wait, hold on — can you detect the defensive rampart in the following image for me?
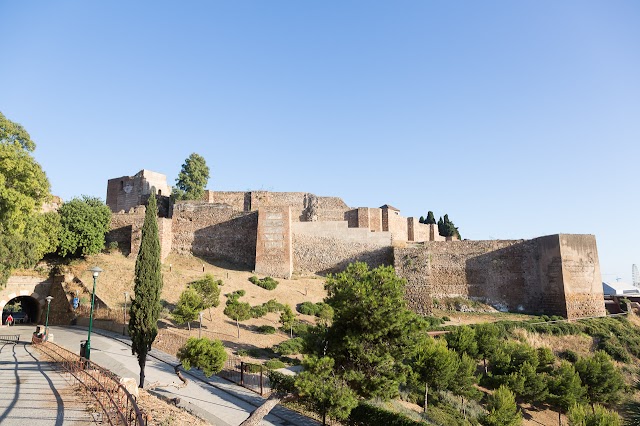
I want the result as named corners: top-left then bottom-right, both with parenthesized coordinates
top-left (394, 234), bottom-right (605, 318)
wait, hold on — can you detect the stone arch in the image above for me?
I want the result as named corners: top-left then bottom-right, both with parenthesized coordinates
top-left (1, 293), bottom-right (42, 324)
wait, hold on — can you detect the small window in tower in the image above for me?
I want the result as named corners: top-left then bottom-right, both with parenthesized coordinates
top-left (158, 189), bottom-right (162, 196)
top-left (120, 181), bottom-right (124, 190)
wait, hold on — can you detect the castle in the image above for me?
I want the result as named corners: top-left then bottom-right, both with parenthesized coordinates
top-left (106, 170), bottom-right (606, 320)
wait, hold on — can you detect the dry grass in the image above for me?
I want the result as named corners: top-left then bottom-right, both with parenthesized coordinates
top-left (64, 252), bottom-right (327, 359)
top-left (510, 327), bottom-right (594, 358)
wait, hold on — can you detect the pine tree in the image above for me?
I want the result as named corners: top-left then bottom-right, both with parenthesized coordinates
top-left (128, 194), bottom-right (163, 388)
top-left (483, 385), bottom-right (522, 426)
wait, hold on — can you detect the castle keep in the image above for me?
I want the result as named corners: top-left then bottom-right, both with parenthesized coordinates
top-left (106, 170), bottom-right (605, 319)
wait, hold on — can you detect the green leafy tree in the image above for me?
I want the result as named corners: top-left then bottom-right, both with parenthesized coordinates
top-left (280, 304), bottom-right (296, 337)
top-left (414, 338), bottom-right (458, 412)
top-left (575, 351), bottom-right (624, 405)
top-left (57, 196), bottom-right (111, 257)
top-left (445, 325), bottom-right (478, 359)
top-left (295, 356), bottom-right (358, 425)
top-left (224, 300), bottom-right (252, 338)
top-left (172, 288), bottom-right (204, 330)
top-left (425, 211), bottom-right (436, 225)
top-left (190, 274), bottom-right (221, 320)
top-left (549, 361), bottom-right (586, 412)
top-left (419, 216), bottom-right (425, 224)
top-left (0, 112), bottom-right (54, 285)
top-left (325, 262), bottom-right (422, 399)
top-left (451, 352), bottom-right (480, 400)
top-left (482, 385), bottom-right (522, 426)
top-left (177, 337), bottom-right (227, 377)
top-left (129, 194), bottom-right (163, 388)
top-left (174, 153), bottom-right (210, 200)
top-left (475, 323), bottom-right (501, 372)
top-left (568, 403), bottom-right (621, 426)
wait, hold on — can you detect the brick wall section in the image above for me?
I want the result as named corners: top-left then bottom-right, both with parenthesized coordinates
top-left (158, 218), bottom-right (172, 261)
top-left (387, 211), bottom-right (409, 242)
top-left (292, 221), bottom-right (392, 275)
top-left (106, 210), bottom-right (145, 255)
top-left (106, 170), bottom-right (171, 213)
top-left (559, 234), bottom-right (607, 319)
top-left (204, 191), bottom-right (248, 211)
top-left (394, 235), bottom-right (605, 318)
top-left (255, 206), bottom-right (293, 278)
top-left (172, 201), bottom-right (258, 268)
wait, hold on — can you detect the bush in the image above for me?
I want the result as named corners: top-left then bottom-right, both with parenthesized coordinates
top-left (298, 301), bottom-right (318, 315)
top-left (347, 403), bottom-right (424, 426)
top-left (264, 358), bottom-right (286, 370)
top-left (560, 349), bottom-right (579, 363)
top-left (236, 349), bottom-right (248, 357)
top-left (273, 337), bottom-right (305, 355)
top-left (247, 348), bottom-right (266, 358)
top-left (256, 325), bottom-right (277, 334)
top-left (249, 275), bottom-right (279, 290)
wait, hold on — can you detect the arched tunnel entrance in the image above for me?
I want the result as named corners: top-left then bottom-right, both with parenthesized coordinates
top-left (2, 296), bottom-right (41, 325)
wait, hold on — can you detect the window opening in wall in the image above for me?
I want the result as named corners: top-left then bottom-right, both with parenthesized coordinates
top-left (158, 189), bottom-right (162, 196)
top-left (120, 181), bottom-right (124, 190)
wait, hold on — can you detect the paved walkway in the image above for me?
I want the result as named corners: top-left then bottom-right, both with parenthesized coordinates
top-left (0, 336), bottom-right (95, 425)
top-left (39, 325), bottom-right (319, 426)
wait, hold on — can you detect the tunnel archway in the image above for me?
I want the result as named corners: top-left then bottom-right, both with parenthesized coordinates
top-left (2, 295), bottom-right (41, 325)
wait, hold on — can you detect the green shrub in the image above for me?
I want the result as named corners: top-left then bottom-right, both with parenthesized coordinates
top-left (273, 337), bottom-right (305, 355)
top-left (256, 325), bottom-right (277, 334)
top-left (264, 358), bottom-right (286, 370)
top-left (279, 356), bottom-right (302, 366)
top-left (297, 301), bottom-right (318, 315)
top-left (247, 348), bottom-right (266, 358)
top-left (560, 349), bottom-right (579, 363)
top-left (236, 349), bottom-right (249, 357)
top-left (347, 403), bottom-right (424, 426)
top-left (249, 275), bottom-right (279, 290)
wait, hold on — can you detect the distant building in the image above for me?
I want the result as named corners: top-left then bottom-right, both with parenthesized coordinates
top-left (602, 281), bottom-right (640, 296)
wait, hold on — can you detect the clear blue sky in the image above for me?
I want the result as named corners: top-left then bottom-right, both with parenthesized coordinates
top-left (1, 1), bottom-right (638, 282)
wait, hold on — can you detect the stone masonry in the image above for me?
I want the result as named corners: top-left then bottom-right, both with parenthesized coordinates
top-left (105, 170), bottom-right (607, 319)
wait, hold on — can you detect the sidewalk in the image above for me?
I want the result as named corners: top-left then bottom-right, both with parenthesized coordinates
top-left (60, 325), bottom-right (320, 426)
top-left (0, 338), bottom-right (95, 425)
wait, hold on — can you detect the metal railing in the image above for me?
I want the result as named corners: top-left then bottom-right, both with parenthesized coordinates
top-left (32, 338), bottom-right (145, 425)
top-left (219, 355), bottom-right (271, 396)
top-left (0, 335), bottom-right (20, 342)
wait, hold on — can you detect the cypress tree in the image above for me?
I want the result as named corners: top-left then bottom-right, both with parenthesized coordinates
top-left (426, 211), bottom-right (436, 225)
top-left (129, 193), bottom-right (163, 388)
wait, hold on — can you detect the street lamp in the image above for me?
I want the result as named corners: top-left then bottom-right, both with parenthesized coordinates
top-left (123, 292), bottom-right (128, 336)
top-left (45, 295), bottom-right (53, 337)
top-left (85, 266), bottom-right (102, 360)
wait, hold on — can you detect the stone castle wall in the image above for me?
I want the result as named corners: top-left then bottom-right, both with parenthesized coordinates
top-left (292, 221), bottom-right (393, 275)
top-left (107, 170), bottom-right (171, 213)
top-left (171, 201), bottom-right (258, 268)
top-left (255, 206), bottom-right (293, 278)
top-left (394, 235), bottom-right (604, 318)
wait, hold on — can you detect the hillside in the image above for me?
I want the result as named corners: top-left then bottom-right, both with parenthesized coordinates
top-left (63, 251), bottom-right (328, 356)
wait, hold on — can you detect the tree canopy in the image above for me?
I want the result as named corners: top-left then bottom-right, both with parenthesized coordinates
top-left (174, 153), bottom-right (210, 200)
top-left (172, 288), bottom-right (203, 330)
top-left (57, 196), bottom-right (111, 257)
top-left (324, 262), bottom-right (423, 399)
top-left (177, 337), bottom-right (227, 377)
top-left (437, 214), bottom-right (461, 239)
top-left (0, 112), bottom-right (55, 285)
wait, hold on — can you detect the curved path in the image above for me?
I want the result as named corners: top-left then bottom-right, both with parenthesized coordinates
top-left (26, 325), bottom-right (318, 426)
top-left (0, 333), bottom-right (95, 425)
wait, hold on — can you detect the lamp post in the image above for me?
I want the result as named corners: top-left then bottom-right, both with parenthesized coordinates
top-left (85, 266), bottom-right (102, 360)
top-left (123, 292), bottom-right (128, 336)
top-left (45, 296), bottom-right (53, 337)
